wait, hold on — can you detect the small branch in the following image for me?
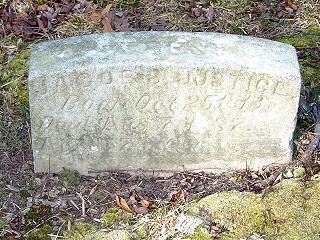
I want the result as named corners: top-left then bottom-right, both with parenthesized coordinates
top-left (302, 103), bottom-right (320, 160)
top-left (76, 192), bottom-right (86, 217)
top-left (51, 220), bottom-right (66, 240)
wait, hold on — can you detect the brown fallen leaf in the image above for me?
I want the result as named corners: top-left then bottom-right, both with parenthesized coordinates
top-left (102, 14), bottom-right (114, 32)
top-left (170, 189), bottom-right (187, 203)
top-left (127, 194), bottom-right (137, 205)
top-left (37, 4), bottom-right (49, 12)
top-left (101, 3), bottom-right (112, 16)
top-left (211, 225), bottom-right (222, 233)
top-left (138, 195), bottom-right (157, 209)
top-left (114, 15), bottom-right (133, 32)
top-left (89, 3), bottom-right (112, 24)
top-left (207, 6), bottom-right (214, 21)
top-left (148, 201), bottom-right (157, 209)
top-left (37, 16), bottom-right (48, 32)
top-left (115, 195), bottom-right (132, 213)
top-left (285, 0), bottom-right (297, 10)
top-left (132, 206), bottom-right (148, 215)
top-left (303, 194), bottom-right (311, 200)
top-left (77, 0), bottom-right (93, 9)
top-left (141, 199), bottom-right (150, 207)
top-left (192, 8), bottom-right (202, 17)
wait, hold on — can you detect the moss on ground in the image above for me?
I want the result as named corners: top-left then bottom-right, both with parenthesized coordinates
top-left (100, 207), bottom-right (132, 226)
top-left (273, 31), bottom-right (320, 88)
top-left (1, 48), bottom-right (30, 108)
top-left (189, 179), bottom-right (320, 239)
top-left (59, 168), bottom-right (82, 186)
top-left (27, 224), bottom-right (52, 240)
top-left (66, 221), bottom-right (131, 240)
top-left (189, 191), bottom-right (265, 238)
top-left (263, 179), bottom-right (320, 239)
top-left (81, 230), bottom-right (131, 240)
top-left (189, 225), bottom-right (212, 240)
top-left (274, 34), bottom-right (318, 49)
top-left (66, 221), bottom-right (98, 239)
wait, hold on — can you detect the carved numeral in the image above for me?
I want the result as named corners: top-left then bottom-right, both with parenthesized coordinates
top-left (136, 94), bottom-right (151, 110)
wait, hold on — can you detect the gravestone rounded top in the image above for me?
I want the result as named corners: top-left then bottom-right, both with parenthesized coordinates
top-left (29, 32), bottom-right (300, 78)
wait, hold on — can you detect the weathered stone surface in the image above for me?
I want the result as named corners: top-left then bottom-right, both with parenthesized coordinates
top-left (28, 32), bottom-right (301, 175)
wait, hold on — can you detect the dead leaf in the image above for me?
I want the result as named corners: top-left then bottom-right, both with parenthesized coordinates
top-left (101, 3), bottom-right (112, 16)
top-left (207, 6), bottom-right (214, 21)
top-left (151, 23), bottom-right (165, 31)
top-left (77, 0), bottom-right (93, 9)
top-left (141, 199), bottom-right (150, 208)
top-left (90, 3), bottom-right (113, 29)
top-left (102, 14), bottom-right (114, 32)
top-left (115, 195), bottom-right (132, 212)
top-left (114, 10), bottom-right (135, 32)
top-left (285, 0), bottom-right (297, 10)
top-left (170, 189), bottom-right (187, 203)
top-left (127, 194), bottom-right (137, 205)
top-left (37, 16), bottom-right (47, 32)
top-left (132, 206), bottom-right (148, 215)
top-left (192, 8), bottom-right (202, 17)
top-left (211, 225), bottom-right (222, 233)
top-left (148, 202), bottom-right (157, 209)
top-left (37, 4), bottom-right (49, 12)
top-left (303, 194), bottom-right (311, 200)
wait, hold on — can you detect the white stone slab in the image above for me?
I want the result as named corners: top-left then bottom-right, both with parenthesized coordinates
top-left (28, 32), bottom-right (301, 175)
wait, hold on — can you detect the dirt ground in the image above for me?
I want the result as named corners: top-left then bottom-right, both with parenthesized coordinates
top-left (0, 0), bottom-right (319, 239)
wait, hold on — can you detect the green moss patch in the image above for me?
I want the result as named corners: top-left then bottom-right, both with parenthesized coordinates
top-left (189, 179), bottom-right (320, 239)
top-left (264, 179), bottom-right (320, 239)
top-left (66, 221), bottom-right (98, 239)
top-left (101, 208), bottom-right (121, 226)
top-left (189, 191), bottom-right (265, 238)
top-left (27, 224), bottom-right (52, 240)
top-left (66, 221), bottom-right (131, 240)
top-left (1, 49), bottom-right (31, 108)
top-left (274, 34), bottom-right (318, 49)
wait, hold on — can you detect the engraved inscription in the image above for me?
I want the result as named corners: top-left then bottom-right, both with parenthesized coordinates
top-left (97, 70), bottom-right (113, 84)
top-left (76, 72), bottom-right (91, 87)
top-left (136, 94), bottom-right (151, 110)
top-left (30, 63), bottom-right (298, 173)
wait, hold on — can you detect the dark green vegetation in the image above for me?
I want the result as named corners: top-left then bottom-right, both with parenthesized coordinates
top-left (0, 0), bottom-right (319, 239)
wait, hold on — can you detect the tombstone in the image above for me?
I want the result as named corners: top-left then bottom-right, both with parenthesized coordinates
top-left (28, 32), bottom-right (301, 175)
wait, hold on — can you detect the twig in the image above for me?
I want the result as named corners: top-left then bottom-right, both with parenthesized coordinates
top-left (69, 200), bottom-right (79, 210)
top-left (51, 220), bottom-right (65, 240)
top-left (47, 234), bottom-right (67, 239)
top-left (302, 103), bottom-right (320, 160)
top-left (76, 192), bottom-right (86, 217)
